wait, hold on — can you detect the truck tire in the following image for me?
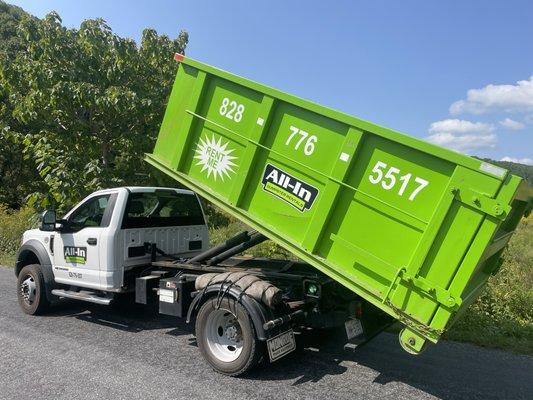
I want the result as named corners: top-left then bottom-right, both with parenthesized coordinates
top-left (195, 297), bottom-right (263, 376)
top-left (17, 264), bottom-right (50, 315)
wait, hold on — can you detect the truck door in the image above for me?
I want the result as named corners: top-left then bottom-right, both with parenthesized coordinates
top-left (53, 194), bottom-right (115, 288)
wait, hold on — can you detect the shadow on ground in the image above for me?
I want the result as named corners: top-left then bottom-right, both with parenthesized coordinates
top-left (46, 299), bottom-right (533, 400)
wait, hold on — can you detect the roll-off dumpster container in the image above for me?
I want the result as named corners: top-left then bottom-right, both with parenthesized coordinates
top-left (146, 54), bottom-right (533, 353)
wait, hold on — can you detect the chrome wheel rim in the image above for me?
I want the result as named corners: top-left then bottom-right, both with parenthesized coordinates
top-left (205, 308), bottom-right (243, 362)
top-left (20, 274), bottom-right (36, 305)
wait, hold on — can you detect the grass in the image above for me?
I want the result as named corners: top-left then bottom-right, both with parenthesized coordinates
top-left (0, 205), bottom-right (36, 267)
top-left (0, 252), bottom-right (16, 267)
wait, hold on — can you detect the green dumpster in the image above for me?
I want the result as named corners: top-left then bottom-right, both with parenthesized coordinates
top-left (146, 54), bottom-right (533, 353)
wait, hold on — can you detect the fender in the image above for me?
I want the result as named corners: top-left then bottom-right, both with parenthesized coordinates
top-left (186, 284), bottom-right (274, 341)
top-left (15, 239), bottom-right (56, 302)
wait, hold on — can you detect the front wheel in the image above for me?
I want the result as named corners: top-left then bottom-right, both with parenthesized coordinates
top-left (195, 297), bottom-right (263, 376)
top-left (17, 264), bottom-right (50, 315)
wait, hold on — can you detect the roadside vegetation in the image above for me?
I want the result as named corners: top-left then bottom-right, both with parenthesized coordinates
top-left (0, 205), bottom-right (36, 266)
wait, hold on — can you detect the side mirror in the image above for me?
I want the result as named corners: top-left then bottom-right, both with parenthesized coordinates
top-left (40, 210), bottom-right (57, 232)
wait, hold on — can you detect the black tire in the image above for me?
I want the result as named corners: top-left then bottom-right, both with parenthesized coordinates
top-left (195, 297), bottom-right (263, 376)
top-left (17, 264), bottom-right (50, 315)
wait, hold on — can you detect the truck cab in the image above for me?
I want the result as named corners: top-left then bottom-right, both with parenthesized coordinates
top-left (16, 187), bottom-right (208, 294)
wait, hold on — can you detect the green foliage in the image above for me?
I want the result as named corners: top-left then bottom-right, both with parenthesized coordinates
top-left (0, 3), bottom-right (188, 211)
top-left (0, 1), bottom-right (31, 57)
top-left (209, 218), bottom-right (295, 260)
top-left (0, 205), bottom-right (36, 265)
top-left (204, 201), bottom-right (233, 229)
top-left (446, 216), bottom-right (533, 354)
top-left (0, 1), bottom-right (41, 208)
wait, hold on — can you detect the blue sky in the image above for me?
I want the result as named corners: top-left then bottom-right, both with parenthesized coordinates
top-left (8, 0), bottom-right (533, 164)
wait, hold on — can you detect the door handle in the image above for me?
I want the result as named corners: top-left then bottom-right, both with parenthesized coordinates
top-left (87, 238), bottom-right (97, 246)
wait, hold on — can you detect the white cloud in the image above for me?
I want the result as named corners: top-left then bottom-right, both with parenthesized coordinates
top-left (427, 132), bottom-right (498, 152)
top-left (429, 119), bottom-right (495, 134)
top-left (426, 119), bottom-right (497, 152)
top-left (450, 76), bottom-right (533, 115)
top-left (500, 156), bottom-right (533, 165)
top-left (499, 118), bottom-right (525, 130)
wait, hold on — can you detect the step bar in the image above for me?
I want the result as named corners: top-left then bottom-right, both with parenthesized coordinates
top-left (51, 289), bottom-right (112, 305)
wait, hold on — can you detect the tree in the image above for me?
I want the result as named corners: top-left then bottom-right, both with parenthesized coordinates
top-left (0, 1), bottom-right (30, 57)
top-left (0, 8), bottom-right (188, 211)
top-left (0, 1), bottom-right (40, 208)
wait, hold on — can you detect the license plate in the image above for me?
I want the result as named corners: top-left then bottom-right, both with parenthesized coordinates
top-left (159, 288), bottom-right (176, 303)
top-left (267, 330), bottom-right (296, 362)
top-left (345, 318), bottom-right (363, 340)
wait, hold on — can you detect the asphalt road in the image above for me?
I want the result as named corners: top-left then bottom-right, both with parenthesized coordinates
top-left (0, 266), bottom-right (531, 400)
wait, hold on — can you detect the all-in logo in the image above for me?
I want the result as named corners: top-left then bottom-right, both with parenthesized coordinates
top-left (64, 246), bottom-right (87, 264)
top-left (261, 164), bottom-right (319, 212)
top-left (194, 134), bottom-right (238, 181)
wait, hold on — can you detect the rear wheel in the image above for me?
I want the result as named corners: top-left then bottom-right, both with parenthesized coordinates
top-left (17, 264), bottom-right (50, 315)
top-left (195, 297), bottom-right (262, 376)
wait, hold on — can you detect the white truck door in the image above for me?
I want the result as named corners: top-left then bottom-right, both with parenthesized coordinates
top-left (53, 194), bottom-right (115, 289)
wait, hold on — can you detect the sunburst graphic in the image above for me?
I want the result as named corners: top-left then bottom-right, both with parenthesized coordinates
top-left (194, 134), bottom-right (238, 181)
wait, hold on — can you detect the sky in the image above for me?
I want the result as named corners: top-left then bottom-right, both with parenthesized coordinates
top-left (7, 0), bottom-right (533, 164)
